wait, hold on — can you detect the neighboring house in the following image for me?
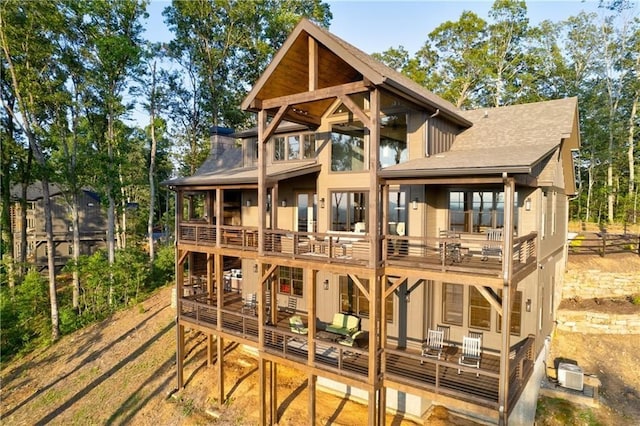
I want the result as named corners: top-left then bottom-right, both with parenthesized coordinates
top-left (165, 19), bottom-right (579, 425)
top-left (10, 183), bottom-right (107, 271)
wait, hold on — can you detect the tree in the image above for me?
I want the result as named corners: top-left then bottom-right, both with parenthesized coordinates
top-left (417, 10), bottom-right (488, 108)
top-left (81, 0), bottom-right (147, 275)
top-left (163, 0), bottom-right (332, 172)
top-left (484, 0), bottom-right (532, 106)
top-left (0, 0), bottom-right (67, 340)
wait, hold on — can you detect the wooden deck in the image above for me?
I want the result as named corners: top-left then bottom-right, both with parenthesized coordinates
top-left (177, 223), bottom-right (537, 278)
top-left (179, 293), bottom-right (535, 413)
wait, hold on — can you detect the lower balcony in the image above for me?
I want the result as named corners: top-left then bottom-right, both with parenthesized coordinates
top-left (178, 293), bottom-right (535, 415)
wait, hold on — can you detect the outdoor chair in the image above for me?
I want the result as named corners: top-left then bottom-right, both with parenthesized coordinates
top-left (421, 328), bottom-right (444, 363)
top-left (241, 293), bottom-right (257, 315)
top-left (439, 229), bottom-right (462, 263)
top-left (285, 297), bottom-right (297, 314)
top-left (265, 291), bottom-right (271, 317)
top-left (481, 228), bottom-right (503, 261)
top-left (289, 315), bottom-right (308, 334)
top-left (458, 336), bottom-right (482, 376)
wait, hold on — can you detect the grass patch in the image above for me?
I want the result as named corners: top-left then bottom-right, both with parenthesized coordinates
top-left (569, 235), bottom-right (585, 247)
top-left (536, 396), bottom-right (601, 426)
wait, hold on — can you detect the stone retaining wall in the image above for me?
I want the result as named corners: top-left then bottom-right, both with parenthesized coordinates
top-left (556, 310), bottom-right (640, 334)
top-left (562, 270), bottom-right (640, 299)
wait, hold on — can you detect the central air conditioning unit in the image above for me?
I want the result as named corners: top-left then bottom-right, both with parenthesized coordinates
top-left (557, 363), bottom-right (584, 391)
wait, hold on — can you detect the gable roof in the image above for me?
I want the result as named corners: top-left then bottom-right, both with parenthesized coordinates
top-left (241, 18), bottom-right (472, 128)
top-left (380, 97), bottom-right (579, 178)
top-left (10, 182), bottom-right (101, 202)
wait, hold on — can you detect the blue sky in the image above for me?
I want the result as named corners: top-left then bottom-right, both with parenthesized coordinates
top-left (144, 0), bottom-right (605, 55)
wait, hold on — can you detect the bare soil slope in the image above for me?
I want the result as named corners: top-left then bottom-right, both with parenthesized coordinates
top-left (0, 287), bottom-right (421, 425)
top-left (2, 252), bottom-right (638, 425)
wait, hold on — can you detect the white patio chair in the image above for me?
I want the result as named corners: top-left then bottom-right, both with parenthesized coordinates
top-left (458, 336), bottom-right (482, 376)
top-left (421, 328), bottom-right (444, 363)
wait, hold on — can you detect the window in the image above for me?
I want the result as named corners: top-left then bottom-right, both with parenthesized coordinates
top-left (278, 266), bottom-right (303, 297)
top-left (330, 191), bottom-right (367, 232)
top-left (331, 122), bottom-right (365, 171)
top-left (303, 134), bottom-right (315, 159)
top-left (274, 137), bottom-right (285, 161)
top-left (388, 188), bottom-right (406, 234)
top-left (272, 132), bottom-right (315, 161)
top-left (340, 275), bottom-right (393, 322)
top-left (443, 283), bottom-right (463, 326)
top-left (287, 135), bottom-right (300, 160)
top-left (497, 290), bottom-right (522, 336)
top-left (182, 192), bottom-right (207, 221)
top-left (448, 190), bottom-right (518, 234)
top-left (469, 287), bottom-right (491, 330)
top-left (379, 114), bottom-right (408, 168)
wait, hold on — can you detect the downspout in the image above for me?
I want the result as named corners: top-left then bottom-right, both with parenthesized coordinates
top-left (425, 109), bottom-right (440, 157)
top-left (499, 173), bottom-right (515, 424)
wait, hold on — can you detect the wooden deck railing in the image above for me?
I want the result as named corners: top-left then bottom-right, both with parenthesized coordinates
top-left (179, 296), bottom-right (534, 414)
top-left (262, 327), bottom-right (370, 379)
top-left (508, 335), bottom-right (536, 408)
top-left (177, 223), bottom-right (537, 275)
top-left (384, 347), bottom-right (501, 408)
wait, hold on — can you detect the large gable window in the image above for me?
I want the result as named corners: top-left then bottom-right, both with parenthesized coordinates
top-left (380, 114), bottom-right (408, 168)
top-left (331, 121), bottom-right (365, 172)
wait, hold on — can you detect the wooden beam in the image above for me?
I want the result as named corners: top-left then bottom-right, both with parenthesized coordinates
top-left (260, 263), bottom-right (278, 285)
top-left (348, 273), bottom-right (370, 300)
top-left (261, 104), bottom-right (289, 144)
top-left (261, 81), bottom-right (370, 110)
top-left (382, 176), bottom-right (505, 186)
top-left (308, 373), bottom-right (316, 425)
top-left (369, 88), bottom-right (380, 267)
top-left (384, 275), bottom-right (408, 299)
top-left (176, 322), bottom-right (184, 389)
top-left (338, 94), bottom-right (371, 128)
top-left (258, 110), bottom-right (267, 255)
top-left (177, 249), bottom-right (189, 266)
top-left (475, 285), bottom-right (503, 316)
top-left (217, 336), bottom-right (224, 406)
top-left (271, 362), bottom-right (277, 425)
top-left (308, 37), bottom-right (317, 91)
top-left (384, 266), bottom-right (503, 287)
top-left (259, 359), bottom-right (267, 426)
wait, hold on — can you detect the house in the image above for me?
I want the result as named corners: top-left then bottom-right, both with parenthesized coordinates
top-left (10, 183), bottom-right (107, 271)
top-left (165, 19), bottom-right (579, 425)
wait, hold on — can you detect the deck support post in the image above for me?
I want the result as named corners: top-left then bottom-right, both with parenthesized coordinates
top-left (217, 336), bottom-right (224, 406)
top-left (308, 373), bottom-right (316, 425)
top-left (207, 253), bottom-right (214, 366)
top-left (176, 321), bottom-right (184, 389)
top-left (259, 358), bottom-right (267, 426)
top-left (270, 361), bottom-right (277, 425)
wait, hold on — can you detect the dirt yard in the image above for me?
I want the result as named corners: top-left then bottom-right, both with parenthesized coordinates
top-left (1, 252), bottom-right (639, 425)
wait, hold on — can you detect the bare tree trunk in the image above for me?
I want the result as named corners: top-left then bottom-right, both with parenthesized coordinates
top-left (40, 179), bottom-right (60, 341)
top-left (71, 191), bottom-right (81, 309)
top-left (628, 93), bottom-right (637, 198)
top-left (147, 60), bottom-right (158, 264)
top-left (119, 173), bottom-right (127, 250)
top-left (586, 160), bottom-right (595, 222)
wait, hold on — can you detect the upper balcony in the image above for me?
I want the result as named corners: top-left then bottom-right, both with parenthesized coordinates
top-left (177, 221), bottom-right (537, 278)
